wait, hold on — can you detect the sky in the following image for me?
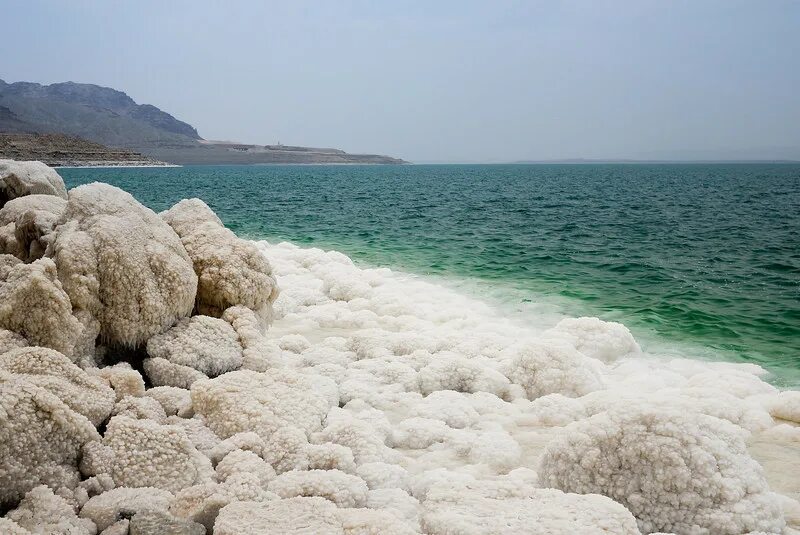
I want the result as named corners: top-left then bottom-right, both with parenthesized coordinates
top-left (2, 0), bottom-right (799, 162)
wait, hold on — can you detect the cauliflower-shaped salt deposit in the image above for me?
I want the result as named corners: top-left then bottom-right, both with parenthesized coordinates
top-left (0, 194), bottom-right (66, 261)
top-left (81, 415), bottom-right (213, 493)
top-left (0, 328), bottom-right (27, 355)
top-left (0, 346), bottom-right (115, 426)
top-left (216, 449), bottom-right (276, 486)
top-left (78, 487), bottom-right (173, 531)
top-left (146, 315), bottom-right (243, 379)
top-left (49, 183), bottom-right (197, 348)
top-left (171, 475), bottom-right (277, 531)
top-left (417, 354), bottom-right (510, 398)
top-left (0, 372), bottom-right (100, 505)
top-left (111, 395), bottom-right (167, 423)
top-left (538, 406), bottom-right (785, 534)
top-left (143, 385), bottom-right (192, 417)
top-left (0, 256), bottom-right (84, 358)
top-left (222, 305), bottom-right (286, 371)
top-left (0, 160), bottom-right (68, 208)
top-left (502, 342), bottom-right (604, 399)
top-left (190, 369), bottom-right (333, 441)
top-left (268, 469), bottom-right (369, 507)
top-left (544, 316), bottom-right (640, 362)
top-left (5, 485), bottom-right (96, 535)
top-left (161, 198), bottom-right (278, 322)
top-left (89, 362), bottom-right (145, 401)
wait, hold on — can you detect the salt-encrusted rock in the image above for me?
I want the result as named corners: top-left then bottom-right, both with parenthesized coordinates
top-left (544, 316), bottom-right (641, 362)
top-left (392, 417), bottom-right (452, 450)
top-left (161, 198), bottom-right (278, 322)
top-left (89, 363), bottom-right (145, 401)
top-left (0, 194), bottom-right (66, 261)
top-left (5, 485), bottom-right (97, 535)
top-left (502, 342), bottom-right (604, 399)
top-left (190, 369), bottom-right (333, 441)
top-left (0, 347), bottom-right (115, 426)
top-left (49, 183), bottom-right (197, 348)
top-left (79, 487), bottom-right (173, 531)
top-left (312, 411), bottom-right (396, 465)
top-left (0, 160), bottom-right (68, 208)
top-left (144, 386), bottom-right (192, 417)
top-left (0, 518), bottom-right (31, 534)
top-left (81, 416), bottom-right (213, 493)
top-left (268, 469), bottom-right (369, 508)
top-left (306, 442), bottom-right (357, 473)
top-left (421, 480), bottom-right (640, 535)
top-left (165, 416), bottom-right (221, 458)
top-left (170, 475), bottom-right (277, 532)
top-left (129, 509), bottom-right (206, 535)
top-left (69, 475), bottom-right (116, 510)
top-left (0, 328), bottom-right (27, 355)
top-left (262, 426), bottom-right (312, 473)
top-left (0, 372), bottom-right (100, 505)
top-left (0, 256), bottom-right (84, 359)
top-left (215, 449), bottom-right (275, 486)
top-left (214, 497), bottom-right (344, 535)
top-left (144, 315), bottom-right (242, 383)
top-left (99, 520), bottom-right (129, 535)
top-left (143, 357), bottom-right (206, 389)
top-left (111, 395), bottom-right (167, 423)
top-left (209, 432), bottom-right (266, 465)
top-left (538, 406), bottom-right (785, 535)
top-left (417, 354), bottom-right (510, 397)
top-left (410, 390), bottom-right (480, 429)
top-left (222, 305), bottom-right (285, 371)
top-left (356, 462), bottom-right (411, 492)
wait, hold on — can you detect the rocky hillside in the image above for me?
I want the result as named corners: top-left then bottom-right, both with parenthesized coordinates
top-left (0, 133), bottom-right (168, 167)
top-left (0, 79), bottom-right (405, 164)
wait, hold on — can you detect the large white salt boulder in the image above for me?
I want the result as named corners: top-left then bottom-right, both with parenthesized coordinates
top-left (81, 415), bottom-right (213, 493)
top-left (0, 255), bottom-right (84, 359)
top-left (0, 372), bottom-right (100, 506)
top-left (190, 369), bottom-right (333, 441)
top-left (161, 198), bottom-right (278, 323)
top-left (0, 346), bottom-right (115, 426)
top-left (49, 183), bottom-right (197, 348)
top-left (538, 406), bottom-right (785, 534)
top-left (0, 160), bottom-right (67, 208)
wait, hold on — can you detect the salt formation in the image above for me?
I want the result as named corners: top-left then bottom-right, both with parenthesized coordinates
top-left (161, 198), bottom-right (279, 322)
top-left (539, 406), bottom-right (785, 534)
top-left (0, 194), bottom-right (66, 262)
top-left (0, 160), bottom-right (68, 206)
top-left (0, 160), bottom-right (798, 535)
top-left (49, 182), bottom-right (198, 348)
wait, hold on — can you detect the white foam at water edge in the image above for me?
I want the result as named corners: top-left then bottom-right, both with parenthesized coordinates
top-left (254, 239), bottom-right (800, 532)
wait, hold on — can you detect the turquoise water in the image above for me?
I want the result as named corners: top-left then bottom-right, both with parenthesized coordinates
top-left (59, 164), bottom-right (800, 385)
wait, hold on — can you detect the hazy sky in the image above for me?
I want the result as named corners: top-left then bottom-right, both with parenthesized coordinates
top-left (2, 1), bottom-right (799, 162)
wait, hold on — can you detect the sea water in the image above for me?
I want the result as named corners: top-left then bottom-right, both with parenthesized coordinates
top-left (59, 163), bottom-right (800, 385)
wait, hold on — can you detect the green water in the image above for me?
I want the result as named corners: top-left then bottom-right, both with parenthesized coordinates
top-left (59, 164), bottom-right (800, 384)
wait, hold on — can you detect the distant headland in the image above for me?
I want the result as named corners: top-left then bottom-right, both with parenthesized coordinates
top-left (0, 79), bottom-right (405, 166)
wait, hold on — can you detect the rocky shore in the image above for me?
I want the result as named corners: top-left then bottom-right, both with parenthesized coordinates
top-left (0, 134), bottom-right (171, 167)
top-left (0, 159), bottom-right (798, 534)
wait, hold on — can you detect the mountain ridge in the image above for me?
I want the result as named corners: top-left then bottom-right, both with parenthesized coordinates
top-left (0, 79), bottom-right (404, 164)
